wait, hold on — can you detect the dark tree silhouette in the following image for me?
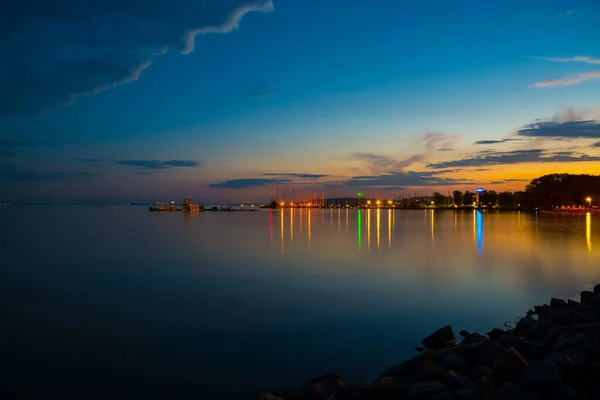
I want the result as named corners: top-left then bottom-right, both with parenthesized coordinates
top-left (452, 190), bottom-right (463, 206)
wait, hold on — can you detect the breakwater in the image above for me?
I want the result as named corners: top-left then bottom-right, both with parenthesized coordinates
top-left (262, 284), bottom-right (600, 399)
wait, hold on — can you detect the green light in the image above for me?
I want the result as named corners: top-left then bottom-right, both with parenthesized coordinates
top-left (357, 192), bottom-right (362, 197)
top-left (357, 209), bottom-right (362, 250)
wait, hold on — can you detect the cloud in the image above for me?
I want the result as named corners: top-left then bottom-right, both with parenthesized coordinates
top-left (489, 181), bottom-right (504, 184)
top-left (419, 133), bottom-right (460, 152)
top-left (534, 56), bottom-right (600, 65)
top-left (516, 120), bottom-right (600, 139)
top-left (1, 0), bottom-right (274, 114)
top-left (427, 149), bottom-right (600, 169)
top-left (209, 178), bottom-right (291, 189)
top-left (505, 178), bottom-right (529, 182)
top-left (594, 142), bottom-right (600, 147)
top-left (437, 148), bottom-right (455, 152)
top-left (0, 140), bottom-right (76, 147)
top-left (73, 158), bottom-right (107, 162)
top-left (249, 83), bottom-right (277, 98)
top-left (116, 160), bottom-right (202, 170)
top-left (353, 152), bottom-right (425, 175)
top-left (334, 171), bottom-right (473, 188)
top-left (0, 151), bottom-right (17, 158)
top-left (0, 165), bottom-right (100, 183)
top-left (530, 72), bottom-right (600, 88)
top-left (264, 173), bottom-right (328, 180)
top-left (473, 138), bottom-right (525, 145)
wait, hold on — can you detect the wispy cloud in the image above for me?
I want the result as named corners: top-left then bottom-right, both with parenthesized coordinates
top-left (353, 152), bottom-right (425, 175)
top-left (437, 148), bottom-right (455, 152)
top-left (530, 72), bottom-right (600, 88)
top-left (427, 149), bottom-right (600, 169)
top-left (419, 133), bottom-right (460, 152)
top-left (533, 56), bottom-right (600, 65)
top-left (473, 138), bottom-right (525, 145)
top-left (263, 173), bottom-right (328, 180)
top-left (209, 178), bottom-right (291, 189)
top-left (116, 160), bottom-right (202, 170)
top-left (517, 120), bottom-right (600, 139)
top-left (333, 171), bottom-right (473, 188)
top-left (249, 83), bottom-right (277, 98)
top-left (2, 0), bottom-right (274, 114)
top-left (0, 140), bottom-right (76, 147)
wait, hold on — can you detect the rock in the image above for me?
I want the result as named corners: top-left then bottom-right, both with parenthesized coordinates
top-left (474, 376), bottom-right (496, 400)
top-left (552, 307), bottom-right (578, 325)
top-left (545, 347), bottom-right (588, 366)
top-left (441, 370), bottom-right (475, 390)
top-left (405, 381), bottom-right (447, 398)
top-left (488, 328), bottom-right (508, 341)
top-left (494, 347), bottom-right (529, 380)
top-left (497, 336), bottom-right (544, 358)
top-left (551, 298), bottom-right (568, 309)
top-left (516, 316), bottom-right (536, 333)
top-left (460, 336), bottom-right (499, 366)
top-left (421, 325), bottom-right (457, 351)
top-left (567, 299), bottom-right (586, 312)
top-left (549, 385), bottom-right (586, 400)
top-left (543, 325), bottom-right (571, 346)
top-left (338, 382), bottom-right (375, 400)
top-left (459, 330), bottom-right (470, 337)
top-left (519, 360), bottom-right (561, 387)
top-left (525, 317), bottom-right (557, 341)
top-left (430, 393), bottom-right (453, 400)
top-left (593, 284), bottom-right (600, 294)
top-left (526, 309), bottom-right (535, 316)
top-left (534, 305), bottom-right (550, 318)
top-left (261, 394), bottom-right (285, 400)
top-left (451, 388), bottom-right (476, 399)
top-left (381, 351), bottom-right (438, 383)
top-left (304, 372), bottom-right (345, 399)
top-left (438, 354), bottom-right (468, 371)
top-left (498, 382), bottom-right (538, 399)
top-left (415, 346), bottom-right (425, 352)
top-left (591, 294), bottom-right (600, 309)
top-left (581, 291), bottom-right (595, 306)
top-left (554, 332), bottom-right (594, 352)
top-left (423, 359), bottom-right (445, 380)
top-left (572, 323), bottom-right (600, 339)
top-left (472, 364), bottom-right (495, 378)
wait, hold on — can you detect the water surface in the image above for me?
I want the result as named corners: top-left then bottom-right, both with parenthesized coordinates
top-left (2, 207), bottom-right (599, 398)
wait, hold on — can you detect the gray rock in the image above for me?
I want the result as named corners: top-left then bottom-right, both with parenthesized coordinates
top-left (405, 381), bottom-right (447, 398)
top-left (545, 347), bottom-right (588, 366)
top-left (581, 291), bottom-right (595, 306)
top-left (554, 332), bottom-right (594, 352)
top-left (441, 370), bottom-right (475, 390)
top-left (551, 298), bottom-right (568, 309)
top-left (495, 347), bottom-right (529, 380)
top-left (519, 360), bottom-right (561, 387)
top-left (593, 284), bottom-right (600, 293)
top-left (498, 382), bottom-right (538, 399)
top-left (421, 325), bottom-right (457, 351)
top-left (438, 354), bottom-right (468, 371)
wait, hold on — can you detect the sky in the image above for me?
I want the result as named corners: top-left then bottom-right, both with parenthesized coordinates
top-left (1, 0), bottom-right (600, 204)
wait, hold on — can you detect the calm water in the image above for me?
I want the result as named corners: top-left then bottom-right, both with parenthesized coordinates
top-left (2, 207), bottom-right (599, 398)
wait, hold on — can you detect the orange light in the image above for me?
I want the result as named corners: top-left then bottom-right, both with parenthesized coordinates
top-left (376, 200), bottom-right (381, 205)
top-left (280, 202), bottom-right (285, 206)
top-left (307, 202), bottom-right (312, 206)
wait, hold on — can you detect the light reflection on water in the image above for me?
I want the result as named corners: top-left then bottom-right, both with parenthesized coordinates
top-left (1, 207), bottom-right (600, 399)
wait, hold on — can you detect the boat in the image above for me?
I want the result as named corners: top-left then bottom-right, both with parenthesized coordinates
top-left (181, 198), bottom-right (202, 212)
top-left (149, 202), bottom-right (178, 212)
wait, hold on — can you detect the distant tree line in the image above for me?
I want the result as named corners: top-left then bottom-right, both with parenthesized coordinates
top-left (432, 174), bottom-right (600, 208)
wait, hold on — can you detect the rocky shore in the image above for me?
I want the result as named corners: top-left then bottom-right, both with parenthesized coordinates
top-left (262, 284), bottom-right (600, 399)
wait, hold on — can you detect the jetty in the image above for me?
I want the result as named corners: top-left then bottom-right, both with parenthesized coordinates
top-left (263, 283), bottom-right (600, 399)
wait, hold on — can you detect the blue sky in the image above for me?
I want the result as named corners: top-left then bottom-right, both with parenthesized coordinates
top-left (1, 0), bottom-right (600, 203)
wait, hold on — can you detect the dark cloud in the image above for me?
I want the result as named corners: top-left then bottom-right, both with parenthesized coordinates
top-left (437, 148), bottom-right (455, 152)
top-left (116, 160), bottom-right (201, 170)
top-left (73, 158), bottom-right (106, 162)
top-left (209, 178), bottom-right (291, 189)
top-left (505, 178), bottom-right (529, 182)
top-left (249, 83), bottom-right (277, 98)
top-left (354, 152), bottom-right (424, 174)
top-left (427, 149), bottom-right (600, 169)
top-left (263, 173), bottom-right (328, 180)
top-left (0, 140), bottom-right (76, 147)
top-left (473, 138), bottom-right (523, 145)
top-left (516, 120), bottom-right (600, 139)
top-left (0, 165), bottom-right (100, 183)
top-left (0, 151), bottom-right (17, 158)
top-left (489, 181), bottom-right (504, 184)
top-left (1, 0), bottom-right (274, 114)
top-left (334, 171), bottom-right (473, 188)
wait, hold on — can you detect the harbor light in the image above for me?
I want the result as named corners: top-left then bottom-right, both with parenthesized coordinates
top-left (367, 200), bottom-right (371, 205)
top-left (376, 200), bottom-right (381, 205)
top-left (280, 202), bottom-right (285, 207)
top-left (388, 200), bottom-right (393, 205)
top-left (586, 197), bottom-right (592, 207)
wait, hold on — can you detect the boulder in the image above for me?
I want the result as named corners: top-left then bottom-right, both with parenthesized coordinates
top-left (473, 376), bottom-right (496, 400)
top-left (441, 370), bottom-right (475, 390)
top-left (423, 359), bottom-right (445, 380)
top-left (567, 299), bottom-right (586, 312)
top-left (545, 347), bottom-right (588, 366)
top-left (303, 372), bottom-right (345, 399)
top-left (593, 284), bottom-right (600, 294)
top-left (488, 328), bottom-right (507, 341)
top-left (534, 305), bottom-right (550, 318)
top-left (591, 294), bottom-right (600, 309)
top-left (337, 382), bottom-right (375, 400)
top-left (519, 360), bottom-right (561, 387)
top-left (415, 346), bottom-right (425, 352)
top-left (581, 291), bottom-right (595, 306)
top-left (572, 323), bottom-right (600, 339)
top-left (459, 330), bottom-right (470, 337)
top-left (421, 325), bottom-right (457, 351)
top-left (430, 393), bottom-right (453, 400)
top-left (405, 381), bottom-right (447, 398)
top-left (460, 336), bottom-right (499, 367)
top-left (381, 351), bottom-right (438, 383)
top-left (551, 298), bottom-right (568, 309)
top-left (451, 388), bottom-right (476, 399)
top-left (515, 316), bottom-right (536, 333)
top-left (498, 382), bottom-right (538, 399)
top-left (543, 325), bottom-right (571, 346)
top-left (494, 347), bottom-right (529, 380)
top-left (437, 354), bottom-right (468, 371)
top-left (554, 332), bottom-right (594, 352)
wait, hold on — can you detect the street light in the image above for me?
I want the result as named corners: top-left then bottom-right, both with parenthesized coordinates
top-left (586, 197), bottom-right (592, 208)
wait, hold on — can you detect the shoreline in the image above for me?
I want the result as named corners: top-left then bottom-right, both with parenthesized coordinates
top-left (263, 284), bottom-right (600, 399)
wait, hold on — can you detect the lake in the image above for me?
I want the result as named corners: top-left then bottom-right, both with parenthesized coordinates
top-left (1, 206), bottom-right (599, 398)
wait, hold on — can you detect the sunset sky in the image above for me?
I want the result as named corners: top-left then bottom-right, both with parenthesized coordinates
top-left (1, 0), bottom-right (600, 203)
